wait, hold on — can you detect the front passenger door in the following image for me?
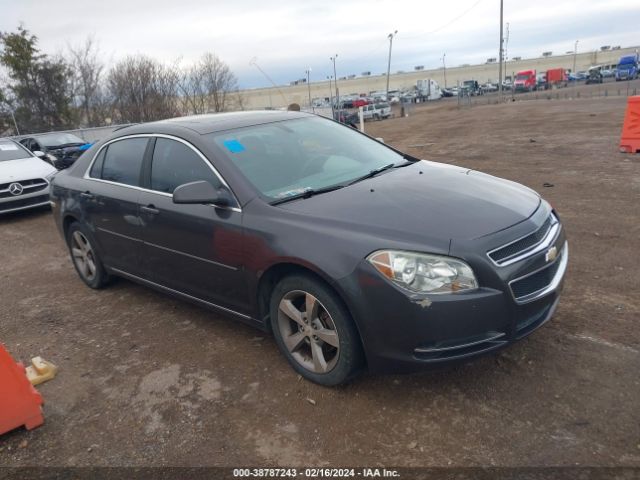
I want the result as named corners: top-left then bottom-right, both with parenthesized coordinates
top-left (138, 137), bottom-right (248, 313)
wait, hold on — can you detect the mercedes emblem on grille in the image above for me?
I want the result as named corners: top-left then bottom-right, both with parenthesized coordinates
top-left (8, 182), bottom-right (23, 196)
top-left (545, 246), bottom-right (558, 263)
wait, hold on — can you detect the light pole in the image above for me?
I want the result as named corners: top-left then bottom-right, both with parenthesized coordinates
top-left (386, 30), bottom-right (398, 100)
top-left (327, 75), bottom-right (334, 117)
top-left (573, 40), bottom-right (579, 74)
top-left (441, 53), bottom-right (447, 88)
top-left (305, 68), bottom-right (313, 112)
top-left (330, 55), bottom-right (339, 110)
top-left (498, 0), bottom-right (504, 97)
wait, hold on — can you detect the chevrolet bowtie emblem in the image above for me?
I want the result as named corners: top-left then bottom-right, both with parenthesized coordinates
top-left (545, 246), bottom-right (558, 262)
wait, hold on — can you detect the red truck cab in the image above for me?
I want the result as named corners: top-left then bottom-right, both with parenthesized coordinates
top-left (514, 70), bottom-right (536, 92)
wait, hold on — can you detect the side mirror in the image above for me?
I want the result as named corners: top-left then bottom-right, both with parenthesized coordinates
top-left (33, 150), bottom-right (46, 158)
top-left (173, 180), bottom-right (234, 207)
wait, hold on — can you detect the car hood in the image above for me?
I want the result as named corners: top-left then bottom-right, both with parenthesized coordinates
top-left (0, 157), bottom-right (56, 183)
top-left (277, 160), bottom-right (540, 242)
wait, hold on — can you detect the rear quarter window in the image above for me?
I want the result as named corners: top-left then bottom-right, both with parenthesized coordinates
top-left (100, 138), bottom-right (148, 187)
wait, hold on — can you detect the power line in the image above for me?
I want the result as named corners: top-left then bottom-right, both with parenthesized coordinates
top-left (403, 0), bottom-right (486, 39)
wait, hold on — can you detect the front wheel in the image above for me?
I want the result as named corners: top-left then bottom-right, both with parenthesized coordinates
top-left (270, 274), bottom-right (364, 386)
top-left (66, 222), bottom-right (110, 289)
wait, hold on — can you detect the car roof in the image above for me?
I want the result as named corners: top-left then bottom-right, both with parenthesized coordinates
top-left (115, 110), bottom-right (316, 136)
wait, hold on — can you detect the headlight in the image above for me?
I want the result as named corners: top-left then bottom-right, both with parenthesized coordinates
top-left (46, 171), bottom-right (57, 181)
top-left (367, 250), bottom-right (478, 294)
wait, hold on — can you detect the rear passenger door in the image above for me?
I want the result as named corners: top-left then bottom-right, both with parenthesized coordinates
top-left (84, 137), bottom-right (149, 274)
top-left (137, 136), bottom-right (248, 313)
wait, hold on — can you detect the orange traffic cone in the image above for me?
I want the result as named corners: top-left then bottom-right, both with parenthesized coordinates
top-left (620, 96), bottom-right (640, 153)
top-left (0, 344), bottom-right (44, 435)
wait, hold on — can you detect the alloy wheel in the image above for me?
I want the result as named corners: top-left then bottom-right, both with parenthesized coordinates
top-left (277, 290), bottom-right (340, 374)
top-left (71, 230), bottom-right (97, 282)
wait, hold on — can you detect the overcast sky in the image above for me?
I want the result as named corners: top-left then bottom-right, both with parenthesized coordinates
top-left (1, 0), bottom-right (638, 88)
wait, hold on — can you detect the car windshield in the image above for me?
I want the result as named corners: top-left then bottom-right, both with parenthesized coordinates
top-left (0, 141), bottom-right (30, 162)
top-left (37, 133), bottom-right (85, 147)
top-left (516, 74), bottom-right (530, 80)
top-left (206, 117), bottom-right (406, 200)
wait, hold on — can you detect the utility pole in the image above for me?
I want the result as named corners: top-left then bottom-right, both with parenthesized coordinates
top-left (9, 107), bottom-right (20, 136)
top-left (330, 55), bottom-right (339, 111)
top-left (573, 40), bottom-right (579, 74)
top-left (327, 75), bottom-right (334, 118)
top-left (442, 53), bottom-right (447, 88)
top-left (386, 30), bottom-right (398, 100)
top-left (305, 68), bottom-right (313, 112)
top-left (498, 0), bottom-right (504, 98)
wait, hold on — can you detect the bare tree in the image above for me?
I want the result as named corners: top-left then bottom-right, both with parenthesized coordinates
top-left (229, 88), bottom-right (248, 111)
top-left (68, 36), bottom-right (104, 127)
top-left (178, 53), bottom-right (238, 115)
top-left (106, 55), bottom-right (180, 123)
top-left (201, 53), bottom-right (237, 112)
top-left (178, 62), bottom-right (207, 115)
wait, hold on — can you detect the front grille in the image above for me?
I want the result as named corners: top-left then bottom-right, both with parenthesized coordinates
top-left (0, 194), bottom-right (50, 212)
top-left (510, 256), bottom-right (562, 300)
top-left (0, 178), bottom-right (48, 199)
top-left (488, 214), bottom-right (555, 265)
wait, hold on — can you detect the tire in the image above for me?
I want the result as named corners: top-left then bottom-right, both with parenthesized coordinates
top-left (66, 221), bottom-right (110, 289)
top-left (270, 274), bottom-right (364, 386)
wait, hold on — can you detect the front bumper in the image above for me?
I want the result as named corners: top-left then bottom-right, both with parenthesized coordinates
top-left (0, 186), bottom-right (51, 214)
top-left (338, 209), bottom-right (568, 374)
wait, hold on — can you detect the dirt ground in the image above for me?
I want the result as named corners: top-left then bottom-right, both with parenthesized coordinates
top-left (1, 86), bottom-right (639, 469)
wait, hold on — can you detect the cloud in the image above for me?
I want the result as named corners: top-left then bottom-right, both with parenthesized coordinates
top-left (1, 0), bottom-right (637, 88)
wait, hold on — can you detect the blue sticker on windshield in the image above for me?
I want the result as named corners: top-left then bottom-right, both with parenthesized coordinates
top-left (223, 139), bottom-right (245, 153)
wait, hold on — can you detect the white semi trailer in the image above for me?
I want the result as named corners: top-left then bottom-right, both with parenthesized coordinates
top-left (416, 79), bottom-right (442, 101)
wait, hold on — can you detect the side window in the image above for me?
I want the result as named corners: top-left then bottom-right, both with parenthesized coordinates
top-left (101, 138), bottom-right (147, 187)
top-left (150, 138), bottom-right (222, 194)
top-left (89, 148), bottom-right (107, 178)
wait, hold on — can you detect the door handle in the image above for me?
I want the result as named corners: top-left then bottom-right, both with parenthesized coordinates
top-left (141, 205), bottom-right (160, 215)
top-left (80, 191), bottom-right (95, 200)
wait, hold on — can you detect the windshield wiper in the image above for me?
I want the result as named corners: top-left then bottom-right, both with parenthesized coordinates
top-left (270, 184), bottom-right (346, 205)
top-left (347, 163), bottom-right (396, 186)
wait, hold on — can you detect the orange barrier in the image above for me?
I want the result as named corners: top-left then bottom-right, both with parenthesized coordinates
top-left (0, 344), bottom-right (44, 435)
top-left (620, 96), bottom-right (640, 153)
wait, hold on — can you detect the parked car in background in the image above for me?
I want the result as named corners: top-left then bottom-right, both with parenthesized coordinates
top-left (352, 98), bottom-right (368, 108)
top-left (514, 70), bottom-right (537, 92)
top-left (501, 79), bottom-right (512, 90)
top-left (50, 111), bottom-right (568, 385)
top-left (20, 133), bottom-right (92, 170)
top-left (362, 103), bottom-right (391, 120)
top-left (586, 66), bottom-right (604, 84)
top-left (0, 138), bottom-right (56, 214)
top-left (482, 82), bottom-right (498, 93)
top-left (441, 88), bottom-right (455, 97)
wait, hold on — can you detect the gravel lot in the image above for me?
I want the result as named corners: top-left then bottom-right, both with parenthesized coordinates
top-left (1, 88), bottom-right (639, 468)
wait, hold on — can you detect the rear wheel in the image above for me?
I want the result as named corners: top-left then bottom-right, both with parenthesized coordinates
top-left (270, 274), bottom-right (364, 386)
top-left (66, 222), bottom-right (110, 289)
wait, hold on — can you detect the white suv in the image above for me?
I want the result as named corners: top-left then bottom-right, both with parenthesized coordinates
top-left (0, 138), bottom-right (57, 214)
top-left (362, 103), bottom-right (392, 121)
